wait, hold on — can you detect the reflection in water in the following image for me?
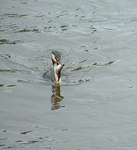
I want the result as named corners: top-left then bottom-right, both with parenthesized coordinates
top-left (51, 82), bottom-right (64, 110)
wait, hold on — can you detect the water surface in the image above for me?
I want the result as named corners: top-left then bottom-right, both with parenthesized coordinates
top-left (1, 0), bottom-right (137, 149)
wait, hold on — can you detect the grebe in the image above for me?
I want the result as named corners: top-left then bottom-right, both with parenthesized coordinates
top-left (51, 51), bottom-right (64, 84)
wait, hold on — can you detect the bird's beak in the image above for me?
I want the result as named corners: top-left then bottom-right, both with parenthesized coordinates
top-left (51, 54), bottom-right (57, 64)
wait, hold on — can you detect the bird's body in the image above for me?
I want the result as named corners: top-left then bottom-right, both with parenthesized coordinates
top-left (42, 51), bottom-right (64, 84)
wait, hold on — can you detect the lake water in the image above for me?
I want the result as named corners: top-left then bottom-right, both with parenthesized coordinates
top-left (1, 0), bottom-right (137, 149)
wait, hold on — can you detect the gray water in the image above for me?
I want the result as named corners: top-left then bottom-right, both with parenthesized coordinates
top-left (1, 0), bottom-right (137, 149)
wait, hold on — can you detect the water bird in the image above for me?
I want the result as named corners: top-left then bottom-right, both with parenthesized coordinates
top-left (51, 51), bottom-right (64, 84)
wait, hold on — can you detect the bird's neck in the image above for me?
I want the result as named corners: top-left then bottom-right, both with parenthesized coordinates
top-left (53, 64), bottom-right (61, 83)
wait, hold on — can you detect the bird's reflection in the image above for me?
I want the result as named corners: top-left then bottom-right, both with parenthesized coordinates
top-left (51, 82), bottom-right (64, 110)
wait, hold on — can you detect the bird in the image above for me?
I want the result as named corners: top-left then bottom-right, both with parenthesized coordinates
top-left (51, 51), bottom-right (64, 84)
